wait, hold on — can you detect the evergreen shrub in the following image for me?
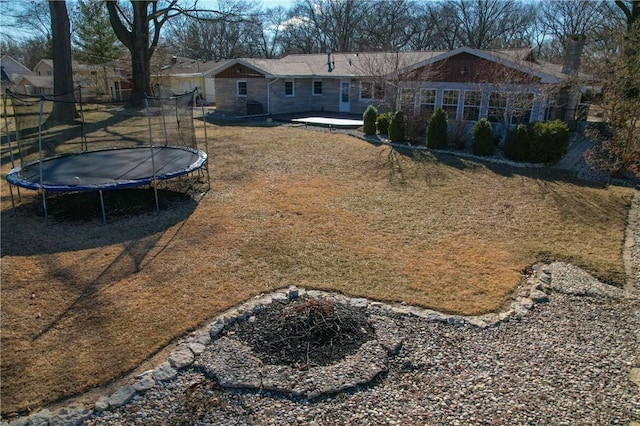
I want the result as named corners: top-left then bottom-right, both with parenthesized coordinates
top-left (504, 124), bottom-right (531, 162)
top-left (472, 118), bottom-right (496, 156)
top-left (363, 105), bottom-right (378, 135)
top-left (528, 120), bottom-right (570, 164)
top-left (426, 108), bottom-right (448, 149)
top-left (388, 110), bottom-right (405, 143)
top-left (376, 113), bottom-right (391, 134)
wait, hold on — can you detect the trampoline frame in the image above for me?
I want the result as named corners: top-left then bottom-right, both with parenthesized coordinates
top-left (3, 88), bottom-right (211, 223)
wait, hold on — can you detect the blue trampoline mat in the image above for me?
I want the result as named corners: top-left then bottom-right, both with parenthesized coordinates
top-left (6, 146), bottom-right (207, 192)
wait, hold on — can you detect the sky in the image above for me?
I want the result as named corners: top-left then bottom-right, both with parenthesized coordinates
top-left (258, 0), bottom-right (295, 9)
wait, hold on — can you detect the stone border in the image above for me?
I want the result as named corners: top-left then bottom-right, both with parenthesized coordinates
top-left (0, 265), bottom-right (552, 426)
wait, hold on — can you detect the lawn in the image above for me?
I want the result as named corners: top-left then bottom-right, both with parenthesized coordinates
top-left (0, 123), bottom-right (633, 416)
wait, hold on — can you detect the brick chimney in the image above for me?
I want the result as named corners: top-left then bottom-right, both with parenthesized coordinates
top-left (561, 34), bottom-right (586, 75)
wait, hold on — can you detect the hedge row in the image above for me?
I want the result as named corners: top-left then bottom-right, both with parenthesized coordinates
top-left (504, 120), bottom-right (570, 164)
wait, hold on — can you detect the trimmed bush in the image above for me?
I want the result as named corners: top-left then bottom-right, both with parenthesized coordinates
top-left (388, 110), bottom-right (405, 143)
top-left (504, 124), bottom-right (531, 162)
top-left (362, 105), bottom-right (378, 135)
top-left (528, 120), bottom-right (570, 164)
top-left (472, 119), bottom-right (496, 156)
top-left (376, 113), bottom-right (391, 134)
top-left (426, 108), bottom-right (448, 149)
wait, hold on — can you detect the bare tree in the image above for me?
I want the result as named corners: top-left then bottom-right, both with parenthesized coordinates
top-left (358, 0), bottom-right (416, 51)
top-left (537, 0), bottom-right (610, 61)
top-left (106, 1), bottom-right (187, 103)
top-left (252, 6), bottom-right (289, 58)
top-left (585, 24), bottom-right (640, 178)
top-left (454, 0), bottom-right (536, 49)
top-left (290, 0), bottom-right (371, 52)
top-left (408, 1), bottom-right (456, 50)
top-left (616, 0), bottom-right (640, 30)
top-left (279, 4), bottom-right (323, 54)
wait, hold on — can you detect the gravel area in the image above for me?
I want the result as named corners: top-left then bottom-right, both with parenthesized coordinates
top-left (78, 263), bottom-right (639, 425)
top-left (83, 294), bottom-right (638, 425)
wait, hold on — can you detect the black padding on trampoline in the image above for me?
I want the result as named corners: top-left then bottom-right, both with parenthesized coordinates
top-left (6, 146), bottom-right (207, 191)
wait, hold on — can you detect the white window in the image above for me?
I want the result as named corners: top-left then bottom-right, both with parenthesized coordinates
top-left (441, 90), bottom-right (459, 120)
top-left (462, 91), bottom-right (482, 121)
top-left (510, 93), bottom-right (534, 124)
top-left (360, 81), bottom-right (385, 100)
top-left (285, 80), bottom-right (295, 97)
top-left (312, 80), bottom-right (323, 95)
top-left (236, 80), bottom-right (247, 97)
top-left (488, 92), bottom-right (507, 123)
top-left (360, 81), bottom-right (373, 100)
top-left (400, 88), bottom-right (416, 112)
top-left (419, 89), bottom-right (437, 118)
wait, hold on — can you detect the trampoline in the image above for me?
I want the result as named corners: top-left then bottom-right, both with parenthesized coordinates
top-left (6, 146), bottom-right (207, 191)
top-left (3, 87), bottom-right (211, 222)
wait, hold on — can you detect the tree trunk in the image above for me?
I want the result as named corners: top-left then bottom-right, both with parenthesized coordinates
top-left (49, 0), bottom-right (77, 123)
top-left (129, 1), bottom-right (152, 102)
top-left (107, 1), bottom-right (153, 106)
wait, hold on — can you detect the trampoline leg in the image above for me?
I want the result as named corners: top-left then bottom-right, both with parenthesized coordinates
top-left (41, 190), bottom-right (48, 224)
top-left (8, 184), bottom-right (17, 216)
top-left (99, 190), bottom-right (107, 224)
top-left (204, 167), bottom-right (211, 191)
top-left (153, 184), bottom-right (160, 214)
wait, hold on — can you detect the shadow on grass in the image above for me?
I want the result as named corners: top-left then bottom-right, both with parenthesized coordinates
top-left (387, 142), bottom-right (611, 189)
top-left (200, 114), bottom-right (282, 128)
top-left (1, 188), bottom-right (197, 257)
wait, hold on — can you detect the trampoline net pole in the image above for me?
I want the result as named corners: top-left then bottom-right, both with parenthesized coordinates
top-left (37, 96), bottom-right (45, 194)
top-left (77, 85), bottom-right (88, 151)
top-left (144, 93), bottom-right (160, 214)
top-left (8, 91), bottom-right (26, 169)
top-left (3, 89), bottom-right (16, 169)
top-left (198, 89), bottom-right (211, 191)
top-left (160, 95), bottom-right (168, 146)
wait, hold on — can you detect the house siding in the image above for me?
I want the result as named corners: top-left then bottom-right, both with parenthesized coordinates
top-left (213, 50), bottom-right (573, 122)
top-left (215, 77), bottom-right (378, 116)
top-left (405, 53), bottom-right (540, 85)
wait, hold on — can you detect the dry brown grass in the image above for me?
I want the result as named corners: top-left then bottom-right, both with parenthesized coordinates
top-left (0, 123), bottom-right (633, 416)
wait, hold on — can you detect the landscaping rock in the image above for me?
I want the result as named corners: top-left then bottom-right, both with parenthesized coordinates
top-left (131, 375), bottom-right (156, 392)
top-left (152, 362), bottom-right (178, 382)
top-left (107, 385), bottom-right (136, 408)
top-left (168, 346), bottom-right (195, 369)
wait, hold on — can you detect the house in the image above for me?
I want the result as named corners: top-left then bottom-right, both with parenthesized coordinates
top-left (0, 55), bottom-right (31, 92)
top-left (13, 59), bottom-right (101, 98)
top-left (212, 43), bottom-right (586, 133)
top-left (14, 74), bottom-right (54, 96)
top-left (33, 59), bottom-right (54, 77)
top-left (96, 53), bottom-right (231, 103)
top-left (149, 53), bottom-right (232, 104)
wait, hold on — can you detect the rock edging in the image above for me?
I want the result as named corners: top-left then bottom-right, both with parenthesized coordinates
top-left (1, 263), bottom-right (619, 426)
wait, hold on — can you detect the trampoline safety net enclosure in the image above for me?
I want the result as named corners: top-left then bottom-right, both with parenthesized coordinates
top-left (3, 87), bottom-right (210, 222)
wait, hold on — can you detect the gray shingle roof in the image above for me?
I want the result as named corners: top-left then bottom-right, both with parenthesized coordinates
top-left (225, 48), bottom-right (580, 83)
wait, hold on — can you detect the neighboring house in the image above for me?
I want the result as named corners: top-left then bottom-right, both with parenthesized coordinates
top-left (14, 74), bottom-right (54, 96)
top-left (150, 54), bottom-right (232, 104)
top-left (0, 55), bottom-right (31, 93)
top-left (213, 43), bottom-right (587, 133)
top-left (13, 59), bottom-right (101, 98)
top-left (33, 59), bottom-right (54, 77)
top-left (97, 54), bottom-right (231, 103)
